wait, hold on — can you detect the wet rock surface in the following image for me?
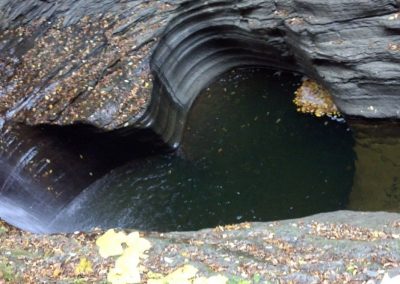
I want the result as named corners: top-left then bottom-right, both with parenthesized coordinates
top-left (1, 211), bottom-right (400, 283)
top-left (0, 0), bottom-right (399, 147)
top-left (1, 3), bottom-right (400, 282)
top-left (0, 1), bottom-right (177, 132)
top-left (348, 120), bottom-right (400, 212)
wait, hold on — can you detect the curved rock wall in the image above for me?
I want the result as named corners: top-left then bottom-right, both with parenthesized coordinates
top-left (0, 0), bottom-right (399, 147)
top-left (142, 1), bottom-right (298, 146)
top-left (145, 0), bottom-right (400, 146)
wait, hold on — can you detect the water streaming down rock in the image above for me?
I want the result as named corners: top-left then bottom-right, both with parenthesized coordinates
top-left (0, 147), bottom-right (37, 193)
top-left (0, 198), bottom-right (49, 233)
top-left (0, 123), bottom-right (107, 232)
top-left (0, 116), bottom-right (164, 232)
top-left (0, 149), bottom-right (58, 233)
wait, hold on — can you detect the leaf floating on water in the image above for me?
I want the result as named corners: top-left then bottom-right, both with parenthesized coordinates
top-left (96, 229), bottom-right (127, 258)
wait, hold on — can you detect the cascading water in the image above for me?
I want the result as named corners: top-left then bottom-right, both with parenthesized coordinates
top-left (0, 146), bottom-right (58, 233)
top-left (0, 119), bottom-right (154, 232)
top-left (1, 147), bottom-right (37, 192)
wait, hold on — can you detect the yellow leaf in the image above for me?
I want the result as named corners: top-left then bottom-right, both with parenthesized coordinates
top-left (147, 271), bottom-right (164, 279)
top-left (115, 247), bottom-right (140, 273)
top-left (164, 265), bottom-right (198, 283)
top-left (382, 273), bottom-right (400, 284)
top-left (193, 277), bottom-right (208, 284)
top-left (193, 275), bottom-right (228, 284)
top-left (53, 268), bottom-right (62, 277)
top-left (206, 275), bottom-right (228, 284)
top-left (125, 232), bottom-right (152, 256)
top-left (147, 265), bottom-right (198, 284)
top-left (106, 247), bottom-right (142, 284)
top-left (147, 279), bottom-right (167, 284)
top-left (108, 267), bottom-right (141, 284)
top-left (96, 229), bottom-right (127, 258)
top-left (74, 257), bottom-right (93, 275)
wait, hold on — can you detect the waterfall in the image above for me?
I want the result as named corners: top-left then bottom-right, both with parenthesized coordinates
top-left (0, 147), bottom-right (38, 193)
top-left (0, 143), bottom-right (59, 233)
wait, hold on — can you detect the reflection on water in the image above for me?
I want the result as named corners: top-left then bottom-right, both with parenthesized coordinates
top-left (51, 69), bottom-right (355, 232)
top-left (348, 121), bottom-right (400, 211)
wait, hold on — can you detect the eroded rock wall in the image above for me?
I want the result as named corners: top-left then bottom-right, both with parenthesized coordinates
top-left (0, 0), bottom-right (399, 147)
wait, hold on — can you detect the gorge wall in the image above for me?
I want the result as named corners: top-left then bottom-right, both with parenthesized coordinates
top-left (0, 0), bottom-right (399, 207)
top-left (0, 0), bottom-right (399, 147)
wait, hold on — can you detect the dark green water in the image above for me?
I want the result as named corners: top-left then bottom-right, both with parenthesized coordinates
top-left (54, 68), bottom-right (355, 232)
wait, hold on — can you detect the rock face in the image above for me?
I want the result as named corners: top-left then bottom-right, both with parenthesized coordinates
top-left (348, 120), bottom-right (400, 212)
top-left (0, 0), bottom-right (399, 147)
top-left (2, 211), bottom-right (400, 283)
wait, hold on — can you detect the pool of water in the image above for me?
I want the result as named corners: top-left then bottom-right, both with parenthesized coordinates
top-left (50, 68), bottom-right (356, 232)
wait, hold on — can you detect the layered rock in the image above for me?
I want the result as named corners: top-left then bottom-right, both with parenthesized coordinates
top-left (0, 0), bottom-right (399, 147)
top-left (2, 211), bottom-right (400, 283)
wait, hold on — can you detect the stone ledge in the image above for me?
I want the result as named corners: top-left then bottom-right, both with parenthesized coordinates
top-left (1, 210), bottom-right (400, 283)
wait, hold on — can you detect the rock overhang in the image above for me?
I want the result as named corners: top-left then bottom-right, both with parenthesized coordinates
top-left (0, 0), bottom-right (399, 148)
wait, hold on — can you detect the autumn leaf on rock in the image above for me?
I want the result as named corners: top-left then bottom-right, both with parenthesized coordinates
top-left (107, 266), bottom-right (141, 284)
top-left (193, 275), bottom-right (228, 284)
top-left (107, 247), bottom-right (142, 284)
top-left (96, 229), bottom-right (127, 258)
top-left (148, 265), bottom-right (199, 284)
top-left (382, 273), bottom-right (400, 284)
top-left (115, 247), bottom-right (140, 274)
top-left (75, 257), bottom-right (93, 275)
top-left (148, 265), bottom-right (229, 284)
top-left (125, 232), bottom-right (152, 256)
top-left (96, 230), bottom-right (153, 284)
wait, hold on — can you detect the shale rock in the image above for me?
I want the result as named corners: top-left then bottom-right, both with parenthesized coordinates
top-left (0, 0), bottom-right (399, 147)
top-left (2, 211), bottom-right (400, 283)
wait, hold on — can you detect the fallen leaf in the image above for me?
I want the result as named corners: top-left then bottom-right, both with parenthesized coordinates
top-left (75, 257), bottom-right (93, 275)
top-left (381, 273), bottom-right (400, 284)
top-left (96, 229), bottom-right (127, 258)
top-left (108, 266), bottom-right (141, 284)
top-left (125, 232), bottom-right (152, 256)
top-left (115, 247), bottom-right (140, 273)
top-left (148, 265), bottom-right (198, 284)
top-left (193, 275), bottom-right (228, 284)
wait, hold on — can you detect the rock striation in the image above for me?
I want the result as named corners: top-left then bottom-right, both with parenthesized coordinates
top-left (2, 211), bottom-right (400, 283)
top-left (0, 0), bottom-right (399, 147)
